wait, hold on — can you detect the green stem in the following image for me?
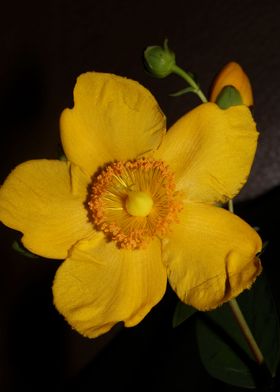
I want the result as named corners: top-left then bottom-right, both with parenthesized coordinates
top-left (228, 199), bottom-right (264, 365)
top-left (228, 198), bottom-right (234, 213)
top-left (228, 299), bottom-right (264, 365)
top-left (172, 64), bottom-right (208, 103)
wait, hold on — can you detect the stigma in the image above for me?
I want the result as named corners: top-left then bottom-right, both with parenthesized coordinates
top-left (125, 191), bottom-right (153, 217)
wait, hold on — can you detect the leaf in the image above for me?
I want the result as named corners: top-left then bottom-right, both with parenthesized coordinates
top-left (57, 142), bottom-right (67, 161)
top-left (12, 240), bottom-right (39, 259)
top-left (169, 86), bottom-right (197, 97)
top-left (258, 240), bottom-right (269, 256)
top-left (215, 85), bottom-right (243, 109)
top-left (173, 301), bottom-right (197, 327)
top-left (59, 154), bottom-right (67, 161)
top-left (196, 273), bottom-right (280, 388)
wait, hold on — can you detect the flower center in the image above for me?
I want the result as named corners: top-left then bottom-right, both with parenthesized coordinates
top-left (88, 158), bottom-right (182, 249)
top-left (125, 191), bottom-right (153, 217)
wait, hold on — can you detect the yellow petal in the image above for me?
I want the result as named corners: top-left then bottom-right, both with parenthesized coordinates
top-left (210, 62), bottom-right (253, 106)
top-left (53, 235), bottom-right (166, 338)
top-left (155, 103), bottom-right (258, 204)
top-left (0, 160), bottom-right (93, 259)
top-left (60, 72), bottom-right (166, 176)
top-left (163, 202), bottom-right (262, 310)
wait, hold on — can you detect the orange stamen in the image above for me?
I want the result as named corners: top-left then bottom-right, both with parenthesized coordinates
top-left (88, 158), bottom-right (183, 249)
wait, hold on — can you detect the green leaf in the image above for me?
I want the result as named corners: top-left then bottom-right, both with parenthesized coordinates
top-left (216, 85), bottom-right (243, 109)
top-left (59, 154), bottom-right (67, 161)
top-left (173, 301), bottom-right (197, 327)
top-left (196, 273), bottom-right (280, 388)
top-left (12, 240), bottom-right (39, 259)
top-left (170, 86), bottom-right (197, 97)
top-left (258, 240), bottom-right (269, 256)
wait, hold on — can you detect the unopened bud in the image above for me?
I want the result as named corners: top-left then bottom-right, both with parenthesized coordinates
top-left (210, 62), bottom-right (253, 106)
top-left (144, 40), bottom-right (176, 78)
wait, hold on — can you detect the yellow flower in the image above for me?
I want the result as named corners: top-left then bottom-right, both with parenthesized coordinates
top-left (0, 72), bottom-right (262, 338)
top-left (210, 62), bottom-right (253, 106)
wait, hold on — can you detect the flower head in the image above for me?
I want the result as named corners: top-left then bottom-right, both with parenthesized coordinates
top-left (210, 62), bottom-right (253, 106)
top-left (0, 72), bottom-right (262, 338)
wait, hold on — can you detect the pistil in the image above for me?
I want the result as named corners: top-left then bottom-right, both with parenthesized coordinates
top-left (125, 191), bottom-right (154, 217)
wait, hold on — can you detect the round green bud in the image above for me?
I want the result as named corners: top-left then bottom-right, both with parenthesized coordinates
top-left (144, 40), bottom-right (176, 78)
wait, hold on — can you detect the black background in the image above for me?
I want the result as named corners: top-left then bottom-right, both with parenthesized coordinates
top-left (1, 1), bottom-right (280, 391)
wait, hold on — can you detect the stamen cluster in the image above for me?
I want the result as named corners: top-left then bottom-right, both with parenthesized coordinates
top-left (88, 158), bottom-right (182, 249)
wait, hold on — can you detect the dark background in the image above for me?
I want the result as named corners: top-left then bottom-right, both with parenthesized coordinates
top-left (1, 1), bottom-right (280, 391)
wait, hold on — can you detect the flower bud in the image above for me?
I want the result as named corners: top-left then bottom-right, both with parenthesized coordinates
top-left (144, 40), bottom-right (176, 78)
top-left (210, 62), bottom-right (253, 106)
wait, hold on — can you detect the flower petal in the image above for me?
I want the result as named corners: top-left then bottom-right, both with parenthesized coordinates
top-left (163, 202), bottom-right (262, 310)
top-left (52, 235), bottom-right (166, 338)
top-left (155, 103), bottom-right (258, 204)
top-left (0, 160), bottom-right (93, 259)
top-left (61, 72), bottom-right (166, 175)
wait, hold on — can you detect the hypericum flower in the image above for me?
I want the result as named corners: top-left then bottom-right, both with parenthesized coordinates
top-left (210, 62), bottom-right (253, 106)
top-left (0, 72), bottom-right (262, 338)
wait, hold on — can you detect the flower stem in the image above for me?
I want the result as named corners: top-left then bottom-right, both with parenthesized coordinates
top-left (228, 198), bottom-right (234, 213)
top-left (228, 298), bottom-right (264, 364)
top-left (228, 198), bottom-right (264, 365)
top-left (172, 64), bottom-right (208, 103)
